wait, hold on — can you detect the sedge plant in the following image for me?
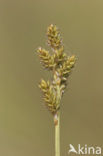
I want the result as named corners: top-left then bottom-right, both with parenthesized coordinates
top-left (37, 24), bottom-right (76, 156)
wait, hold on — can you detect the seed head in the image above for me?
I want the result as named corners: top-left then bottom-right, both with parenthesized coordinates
top-left (37, 24), bottom-right (76, 115)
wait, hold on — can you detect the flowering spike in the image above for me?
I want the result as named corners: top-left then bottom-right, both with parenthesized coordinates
top-left (37, 24), bottom-right (76, 114)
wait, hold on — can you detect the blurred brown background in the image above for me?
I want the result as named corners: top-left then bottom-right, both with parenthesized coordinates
top-left (0, 0), bottom-right (103, 156)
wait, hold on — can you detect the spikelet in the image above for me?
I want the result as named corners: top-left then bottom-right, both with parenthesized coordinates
top-left (54, 46), bottom-right (67, 66)
top-left (37, 47), bottom-right (55, 69)
top-left (47, 24), bottom-right (62, 50)
top-left (57, 55), bottom-right (76, 90)
top-left (39, 79), bottom-right (60, 114)
top-left (57, 55), bottom-right (75, 80)
top-left (47, 25), bottom-right (67, 67)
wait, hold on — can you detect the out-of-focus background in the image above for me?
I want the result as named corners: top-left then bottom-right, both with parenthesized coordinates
top-left (0, 0), bottom-right (103, 156)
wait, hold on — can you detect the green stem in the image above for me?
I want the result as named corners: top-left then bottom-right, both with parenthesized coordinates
top-left (54, 111), bottom-right (60, 156)
top-left (54, 82), bottom-right (61, 156)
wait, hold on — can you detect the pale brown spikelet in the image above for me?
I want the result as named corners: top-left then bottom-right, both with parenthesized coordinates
top-left (57, 55), bottom-right (76, 93)
top-left (54, 46), bottom-right (67, 66)
top-left (39, 79), bottom-right (60, 114)
top-left (37, 47), bottom-right (55, 69)
top-left (57, 55), bottom-right (76, 79)
top-left (47, 24), bottom-right (62, 50)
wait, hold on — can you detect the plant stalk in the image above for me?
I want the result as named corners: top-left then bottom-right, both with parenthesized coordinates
top-left (54, 111), bottom-right (60, 156)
